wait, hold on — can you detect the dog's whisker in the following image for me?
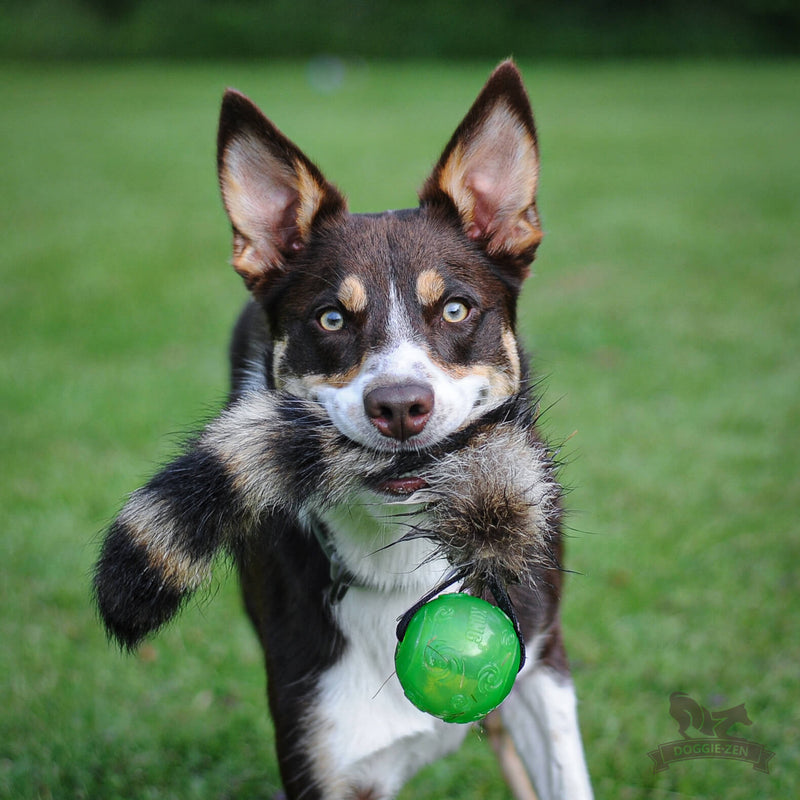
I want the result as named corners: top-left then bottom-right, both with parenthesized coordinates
top-left (372, 670), bottom-right (398, 701)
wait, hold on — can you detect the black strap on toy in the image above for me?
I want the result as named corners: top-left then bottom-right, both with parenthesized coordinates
top-left (395, 569), bottom-right (527, 672)
top-left (394, 567), bottom-right (465, 642)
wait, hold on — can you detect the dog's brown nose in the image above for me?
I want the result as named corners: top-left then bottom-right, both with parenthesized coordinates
top-left (364, 383), bottom-right (434, 441)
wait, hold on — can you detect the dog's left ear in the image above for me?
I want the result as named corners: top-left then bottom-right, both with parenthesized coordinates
top-left (420, 60), bottom-right (542, 283)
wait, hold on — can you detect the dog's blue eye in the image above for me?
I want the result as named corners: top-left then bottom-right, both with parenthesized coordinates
top-left (442, 300), bottom-right (470, 323)
top-left (318, 309), bottom-right (345, 331)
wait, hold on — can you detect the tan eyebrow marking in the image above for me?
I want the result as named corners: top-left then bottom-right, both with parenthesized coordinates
top-left (337, 275), bottom-right (368, 314)
top-left (416, 269), bottom-right (446, 307)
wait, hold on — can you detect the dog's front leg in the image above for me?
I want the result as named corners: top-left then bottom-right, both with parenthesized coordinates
top-left (484, 710), bottom-right (540, 800)
top-left (418, 413), bottom-right (592, 799)
top-left (496, 633), bottom-right (593, 800)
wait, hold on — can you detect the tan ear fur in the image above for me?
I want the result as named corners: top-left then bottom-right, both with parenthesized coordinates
top-left (217, 90), bottom-right (346, 293)
top-left (421, 61), bottom-right (543, 274)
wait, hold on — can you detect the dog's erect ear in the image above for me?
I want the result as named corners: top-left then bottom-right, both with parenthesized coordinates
top-left (217, 90), bottom-right (347, 293)
top-left (420, 61), bottom-right (542, 281)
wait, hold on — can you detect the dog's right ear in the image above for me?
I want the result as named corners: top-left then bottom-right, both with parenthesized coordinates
top-left (217, 90), bottom-right (347, 294)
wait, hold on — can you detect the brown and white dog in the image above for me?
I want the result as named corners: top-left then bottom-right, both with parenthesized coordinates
top-left (94, 61), bottom-right (593, 800)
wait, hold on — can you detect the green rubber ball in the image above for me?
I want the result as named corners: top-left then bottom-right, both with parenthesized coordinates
top-left (394, 593), bottom-right (521, 723)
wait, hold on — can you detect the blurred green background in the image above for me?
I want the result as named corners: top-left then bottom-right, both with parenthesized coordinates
top-left (2, 0), bottom-right (799, 59)
top-left (2, 4), bottom-right (799, 800)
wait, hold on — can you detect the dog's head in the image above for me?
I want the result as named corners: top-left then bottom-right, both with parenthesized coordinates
top-left (217, 62), bottom-right (542, 456)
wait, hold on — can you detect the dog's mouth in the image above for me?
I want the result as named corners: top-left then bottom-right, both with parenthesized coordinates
top-left (373, 475), bottom-right (429, 497)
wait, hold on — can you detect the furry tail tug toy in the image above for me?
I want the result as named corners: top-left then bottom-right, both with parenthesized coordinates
top-left (94, 386), bottom-right (561, 717)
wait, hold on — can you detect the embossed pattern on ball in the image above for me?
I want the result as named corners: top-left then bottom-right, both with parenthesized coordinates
top-left (394, 593), bottom-right (521, 723)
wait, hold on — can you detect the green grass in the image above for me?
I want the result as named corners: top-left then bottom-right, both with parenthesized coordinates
top-left (1, 60), bottom-right (798, 799)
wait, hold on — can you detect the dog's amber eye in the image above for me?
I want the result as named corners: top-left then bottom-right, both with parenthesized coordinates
top-left (442, 300), bottom-right (470, 323)
top-left (318, 308), bottom-right (345, 331)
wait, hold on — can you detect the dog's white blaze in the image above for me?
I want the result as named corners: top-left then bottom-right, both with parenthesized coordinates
top-left (306, 587), bottom-right (469, 796)
top-left (314, 284), bottom-right (496, 450)
top-left (386, 281), bottom-right (415, 346)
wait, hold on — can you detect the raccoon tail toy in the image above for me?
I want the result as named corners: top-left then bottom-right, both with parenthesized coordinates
top-left (93, 393), bottom-right (386, 649)
top-left (94, 390), bottom-right (562, 650)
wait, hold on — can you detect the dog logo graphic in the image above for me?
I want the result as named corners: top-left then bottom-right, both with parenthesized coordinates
top-left (649, 692), bottom-right (774, 773)
top-left (669, 691), bottom-right (752, 740)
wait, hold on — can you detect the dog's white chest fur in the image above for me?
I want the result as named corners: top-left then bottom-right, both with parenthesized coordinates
top-left (304, 496), bottom-right (468, 797)
top-left (306, 586), bottom-right (469, 798)
top-left (316, 491), bottom-right (445, 591)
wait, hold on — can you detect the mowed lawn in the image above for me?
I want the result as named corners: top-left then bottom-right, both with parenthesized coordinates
top-left (1, 60), bottom-right (797, 799)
